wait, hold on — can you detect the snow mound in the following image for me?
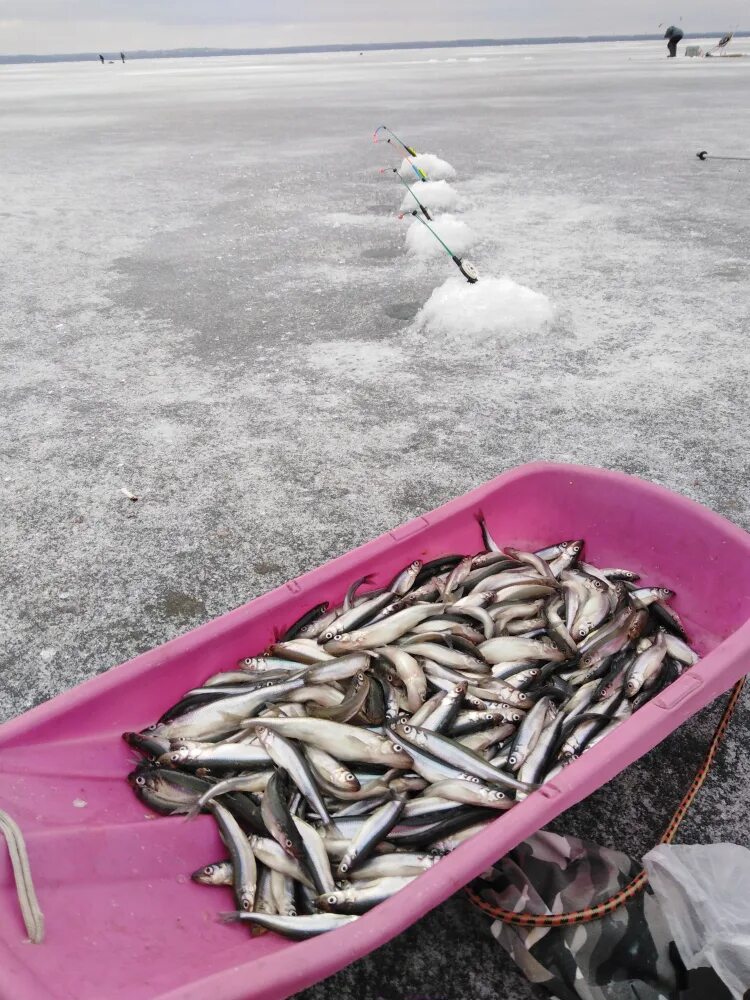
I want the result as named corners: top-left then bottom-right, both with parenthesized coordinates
top-left (400, 179), bottom-right (460, 214)
top-left (399, 152), bottom-right (456, 182)
top-left (405, 215), bottom-right (475, 260)
top-left (414, 276), bottom-right (554, 340)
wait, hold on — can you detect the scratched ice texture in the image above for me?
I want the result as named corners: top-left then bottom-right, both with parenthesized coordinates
top-left (0, 39), bottom-right (748, 1000)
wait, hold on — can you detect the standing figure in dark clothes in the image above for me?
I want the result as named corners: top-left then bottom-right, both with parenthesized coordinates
top-left (120, 52), bottom-right (126, 63)
top-left (99, 54), bottom-right (104, 64)
top-left (664, 25), bottom-right (684, 57)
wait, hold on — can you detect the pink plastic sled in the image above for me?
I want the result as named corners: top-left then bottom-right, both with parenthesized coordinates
top-left (1, 462), bottom-right (749, 1000)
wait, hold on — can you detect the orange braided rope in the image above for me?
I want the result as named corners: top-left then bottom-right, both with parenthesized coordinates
top-left (465, 676), bottom-right (746, 927)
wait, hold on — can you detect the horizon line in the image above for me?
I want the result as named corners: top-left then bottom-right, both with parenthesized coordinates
top-left (1, 31), bottom-right (747, 65)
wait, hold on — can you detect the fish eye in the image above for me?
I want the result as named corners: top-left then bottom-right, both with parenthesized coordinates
top-left (170, 753), bottom-right (180, 762)
top-left (518, 693), bottom-right (528, 702)
top-left (403, 725), bottom-right (412, 733)
top-left (391, 743), bottom-right (403, 752)
top-left (340, 863), bottom-right (348, 873)
top-left (327, 895), bottom-right (337, 904)
top-left (285, 838), bottom-right (293, 847)
top-left (242, 899), bottom-right (251, 911)
top-left (508, 754), bottom-right (517, 765)
top-left (136, 775), bottom-right (146, 786)
top-left (204, 867), bottom-right (213, 875)
top-left (345, 773), bottom-right (355, 781)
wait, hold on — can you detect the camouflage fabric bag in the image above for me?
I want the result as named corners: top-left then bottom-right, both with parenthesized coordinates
top-left (470, 830), bottom-right (676, 1000)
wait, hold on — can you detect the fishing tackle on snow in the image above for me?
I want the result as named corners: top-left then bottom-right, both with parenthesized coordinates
top-left (380, 167), bottom-right (432, 220)
top-left (697, 150), bottom-right (750, 163)
top-left (373, 125), bottom-right (427, 182)
top-left (400, 209), bottom-right (479, 283)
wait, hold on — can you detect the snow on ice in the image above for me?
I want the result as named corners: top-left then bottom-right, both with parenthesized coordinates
top-left (413, 275), bottom-right (554, 340)
top-left (399, 179), bottom-right (460, 214)
top-left (399, 152), bottom-right (456, 182)
top-left (405, 214), bottom-right (475, 260)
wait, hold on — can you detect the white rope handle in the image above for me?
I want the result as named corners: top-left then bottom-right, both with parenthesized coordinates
top-left (0, 809), bottom-right (44, 943)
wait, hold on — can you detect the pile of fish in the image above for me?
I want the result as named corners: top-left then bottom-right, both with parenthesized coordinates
top-left (124, 520), bottom-right (698, 939)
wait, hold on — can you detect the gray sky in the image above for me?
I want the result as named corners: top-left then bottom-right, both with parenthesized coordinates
top-left (0, 1), bottom-right (744, 55)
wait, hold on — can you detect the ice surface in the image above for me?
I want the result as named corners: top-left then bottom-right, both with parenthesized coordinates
top-left (413, 274), bottom-right (553, 339)
top-left (404, 214), bottom-right (475, 261)
top-left (1, 39), bottom-right (749, 1000)
top-left (399, 152), bottom-right (456, 181)
top-left (399, 178), bottom-right (460, 214)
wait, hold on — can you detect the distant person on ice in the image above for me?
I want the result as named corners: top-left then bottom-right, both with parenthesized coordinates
top-left (99, 54), bottom-right (104, 64)
top-left (120, 52), bottom-right (126, 63)
top-left (664, 25), bottom-right (684, 57)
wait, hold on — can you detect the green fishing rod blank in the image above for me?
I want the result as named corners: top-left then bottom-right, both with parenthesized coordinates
top-left (381, 167), bottom-right (432, 220)
top-left (402, 210), bottom-right (479, 283)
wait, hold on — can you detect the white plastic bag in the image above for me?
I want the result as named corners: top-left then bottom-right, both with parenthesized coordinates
top-left (644, 843), bottom-right (750, 999)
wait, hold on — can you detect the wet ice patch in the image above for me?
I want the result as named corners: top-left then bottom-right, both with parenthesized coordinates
top-left (413, 276), bottom-right (554, 340)
top-left (324, 211), bottom-right (391, 229)
top-left (405, 215), bottom-right (475, 260)
top-left (399, 153), bottom-right (456, 182)
top-left (304, 339), bottom-right (406, 380)
top-left (400, 179), bottom-right (460, 214)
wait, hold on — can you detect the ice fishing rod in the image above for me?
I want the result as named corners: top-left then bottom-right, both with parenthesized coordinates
top-left (400, 209), bottom-right (479, 283)
top-left (697, 150), bottom-right (750, 162)
top-left (373, 124), bottom-right (418, 158)
top-left (373, 126), bottom-right (428, 182)
top-left (380, 167), bottom-right (432, 220)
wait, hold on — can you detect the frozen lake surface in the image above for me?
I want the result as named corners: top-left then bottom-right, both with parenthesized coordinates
top-left (1, 40), bottom-right (749, 999)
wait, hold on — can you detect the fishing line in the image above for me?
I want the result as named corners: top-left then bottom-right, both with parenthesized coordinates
top-left (380, 167), bottom-right (432, 220)
top-left (697, 150), bottom-right (750, 162)
top-left (400, 209), bottom-right (479, 283)
top-left (465, 675), bottom-right (746, 926)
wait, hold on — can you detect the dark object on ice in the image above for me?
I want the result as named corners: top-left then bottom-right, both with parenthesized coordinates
top-left (707, 32), bottom-right (734, 56)
top-left (697, 150), bottom-right (750, 163)
top-left (99, 54), bottom-right (104, 64)
top-left (664, 26), bottom-right (684, 58)
top-left (120, 52), bottom-right (126, 63)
